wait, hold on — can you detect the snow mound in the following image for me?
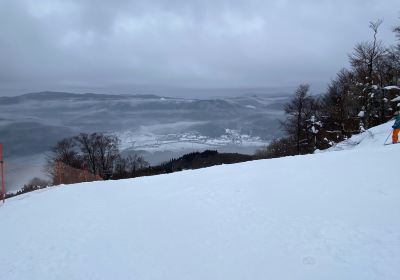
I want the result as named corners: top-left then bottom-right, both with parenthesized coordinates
top-left (0, 122), bottom-right (399, 280)
top-left (327, 120), bottom-right (395, 151)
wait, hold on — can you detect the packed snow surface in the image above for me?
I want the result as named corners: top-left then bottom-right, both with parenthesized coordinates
top-left (0, 122), bottom-right (399, 280)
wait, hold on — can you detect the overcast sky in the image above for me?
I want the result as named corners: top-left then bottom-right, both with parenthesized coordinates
top-left (0, 0), bottom-right (399, 97)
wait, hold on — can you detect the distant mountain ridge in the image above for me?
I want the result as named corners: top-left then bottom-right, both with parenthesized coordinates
top-left (0, 91), bottom-right (165, 105)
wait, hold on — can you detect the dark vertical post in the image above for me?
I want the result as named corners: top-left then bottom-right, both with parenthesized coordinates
top-left (0, 144), bottom-right (5, 203)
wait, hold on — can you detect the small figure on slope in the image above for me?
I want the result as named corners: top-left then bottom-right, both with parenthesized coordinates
top-left (392, 110), bottom-right (400, 144)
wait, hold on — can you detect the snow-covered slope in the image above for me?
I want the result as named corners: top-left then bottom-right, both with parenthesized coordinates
top-left (327, 120), bottom-right (395, 151)
top-left (0, 122), bottom-right (399, 280)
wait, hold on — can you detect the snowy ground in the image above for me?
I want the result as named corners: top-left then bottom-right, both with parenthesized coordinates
top-left (0, 122), bottom-right (399, 280)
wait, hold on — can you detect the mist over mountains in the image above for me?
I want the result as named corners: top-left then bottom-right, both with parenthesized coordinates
top-left (0, 91), bottom-right (288, 190)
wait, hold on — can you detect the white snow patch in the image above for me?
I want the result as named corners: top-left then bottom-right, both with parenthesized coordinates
top-left (391, 96), bottom-right (400, 102)
top-left (384, 85), bottom-right (400, 90)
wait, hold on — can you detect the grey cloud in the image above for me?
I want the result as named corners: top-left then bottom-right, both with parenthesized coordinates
top-left (0, 0), bottom-right (399, 96)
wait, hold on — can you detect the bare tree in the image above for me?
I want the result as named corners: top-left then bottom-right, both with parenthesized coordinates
top-left (349, 19), bottom-right (386, 129)
top-left (44, 138), bottom-right (80, 181)
top-left (93, 134), bottom-right (120, 179)
top-left (74, 133), bottom-right (98, 175)
top-left (321, 69), bottom-right (360, 140)
top-left (394, 21), bottom-right (400, 41)
top-left (125, 154), bottom-right (149, 176)
top-left (74, 133), bottom-right (120, 179)
top-left (112, 154), bottom-right (150, 179)
top-left (113, 156), bottom-right (128, 178)
top-left (47, 133), bottom-right (123, 184)
top-left (282, 84), bottom-right (312, 154)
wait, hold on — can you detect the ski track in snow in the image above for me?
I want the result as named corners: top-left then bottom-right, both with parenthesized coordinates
top-left (0, 122), bottom-right (399, 280)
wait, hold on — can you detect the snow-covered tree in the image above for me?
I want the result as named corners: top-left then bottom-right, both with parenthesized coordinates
top-left (349, 19), bottom-right (386, 129)
top-left (281, 84), bottom-right (320, 154)
top-left (307, 115), bottom-right (322, 151)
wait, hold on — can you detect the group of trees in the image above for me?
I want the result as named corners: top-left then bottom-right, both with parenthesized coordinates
top-left (258, 19), bottom-right (400, 158)
top-left (45, 134), bottom-right (254, 186)
top-left (161, 150), bottom-right (253, 172)
top-left (46, 133), bottom-right (149, 184)
top-left (5, 177), bottom-right (50, 199)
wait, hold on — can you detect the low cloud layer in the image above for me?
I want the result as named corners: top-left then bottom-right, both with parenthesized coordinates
top-left (0, 0), bottom-right (399, 96)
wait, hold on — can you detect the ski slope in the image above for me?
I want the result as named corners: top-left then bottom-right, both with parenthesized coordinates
top-left (327, 120), bottom-right (396, 151)
top-left (0, 122), bottom-right (399, 280)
